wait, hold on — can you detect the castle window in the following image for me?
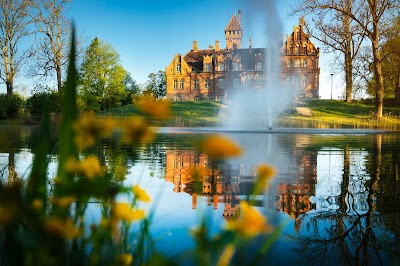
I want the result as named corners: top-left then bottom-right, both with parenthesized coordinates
top-left (294, 59), bottom-right (300, 68)
top-left (296, 45), bottom-right (300, 54)
top-left (176, 64), bottom-right (181, 73)
top-left (289, 45), bottom-right (293, 54)
top-left (288, 60), bottom-right (293, 68)
top-left (205, 63), bottom-right (211, 72)
top-left (180, 79), bottom-right (184, 90)
top-left (173, 79), bottom-right (178, 90)
top-left (303, 45), bottom-right (307, 54)
top-left (205, 79), bottom-right (210, 89)
top-left (194, 79), bottom-right (200, 89)
top-left (256, 62), bottom-right (263, 71)
top-left (303, 59), bottom-right (307, 68)
top-left (218, 78), bottom-right (225, 89)
top-left (302, 75), bottom-right (308, 88)
top-left (233, 63), bottom-right (239, 71)
top-left (220, 63), bottom-right (225, 71)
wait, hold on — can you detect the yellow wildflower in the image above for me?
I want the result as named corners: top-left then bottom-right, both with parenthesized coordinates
top-left (200, 135), bottom-right (242, 159)
top-left (132, 185), bottom-right (151, 203)
top-left (121, 117), bottom-right (154, 144)
top-left (226, 201), bottom-right (272, 238)
top-left (51, 196), bottom-right (76, 209)
top-left (136, 96), bottom-right (171, 120)
top-left (116, 253), bottom-right (133, 266)
top-left (112, 203), bottom-right (145, 222)
top-left (216, 244), bottom-right (235, 266)
top-left (256, 164), bottom-right (276, 188)
top-left (64, 156), bottom-right (105, 179)
top-left (44, 217), bottom-right (80, 239)
top-left (74, 113), bottom-right (117, 149)
top-left (31, 199), bottom-right (44, 211)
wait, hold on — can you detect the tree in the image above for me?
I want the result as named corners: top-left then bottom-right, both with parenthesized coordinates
top-left (0, 0), bottom-right (31, 98)
top-left (294, 1), bottom-right (365, 102)
top-left (30, 0), bottom-right (72, 92)
top-left (79, 37), bottom-right (127, 111)
top-left (291, 0), bottom-right (397, 119)
top-left (122, 71), bottom-right (141, 104)
top-left (145, 70), bottom-right (166, 99)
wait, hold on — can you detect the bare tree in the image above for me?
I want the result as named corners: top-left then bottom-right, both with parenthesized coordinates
top-left (291, 0), bottom-right (397, 120)
top-left (30, 0), bottom-right (71, 92)
top-left (291, 0), bottom-right (365, 102)
top-left (0, 0), bottom-right (31, 98)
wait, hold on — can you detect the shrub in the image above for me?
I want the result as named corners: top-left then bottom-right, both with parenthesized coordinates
top-left (25, 91), bottom-right (62, 119)
top-left (0, 93), bottom-right (24, 120)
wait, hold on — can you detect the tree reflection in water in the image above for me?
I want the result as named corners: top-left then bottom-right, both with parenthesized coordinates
top-left (287, 135), bottom-right (400, 265)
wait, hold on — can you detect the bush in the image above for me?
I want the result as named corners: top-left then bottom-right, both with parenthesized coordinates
top-left (25, 91), bottom-right (62, 120)
top-left (0, 93), bottom-right (24, 120)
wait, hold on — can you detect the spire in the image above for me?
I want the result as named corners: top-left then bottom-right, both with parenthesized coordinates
top-left (225, 14), bottom-right (242, 31)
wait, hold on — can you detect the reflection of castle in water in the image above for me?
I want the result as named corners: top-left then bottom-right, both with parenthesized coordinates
top-left (165, 135), bottom-right (318, 220)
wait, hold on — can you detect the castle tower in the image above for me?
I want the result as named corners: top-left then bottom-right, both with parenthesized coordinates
top-left (225, 10), bottom-right (242, 50)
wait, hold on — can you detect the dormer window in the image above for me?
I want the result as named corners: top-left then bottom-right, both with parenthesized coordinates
top-left (220, 63), bottom-right (225, 71)
top-left (303, 45), bottom-right (307, 54)
top-left (205, 63), bottom-right (211, 72)
top-left (256, 62), bottom-right (263, 71)
top-left (176, 64), bottom-right (181, 73)
top-left (296, 45), bottom-right (300, 54)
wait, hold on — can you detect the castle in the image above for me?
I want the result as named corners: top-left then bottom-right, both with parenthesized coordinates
top-left (165, 11), bottom-right (320, 101)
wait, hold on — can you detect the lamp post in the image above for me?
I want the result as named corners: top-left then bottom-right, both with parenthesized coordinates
top-left (330, 73), bottom-right (333, 100)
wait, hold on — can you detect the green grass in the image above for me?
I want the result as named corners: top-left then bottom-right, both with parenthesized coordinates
top-left (100, 99), bottom-right (400, 130)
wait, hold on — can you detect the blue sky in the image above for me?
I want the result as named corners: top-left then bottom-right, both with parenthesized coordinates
top-left (4, 0), bottom-right (338, 98)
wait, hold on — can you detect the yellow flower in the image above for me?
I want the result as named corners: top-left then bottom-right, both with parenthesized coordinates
top-left (64, 156), bottom-right (105, 179)
top-left (121, 117), bottom-right (155, 144)
top-left (74, 113), bottom-right (117, 149)
top-left (226, 201), bottom-right (271, 238)
top-left (132, 185), bottom-right (151, 203)
top-left (136, 96), bottom-right (171, 120)
top-left (51, 196), bottom-right (76, 209)
top-left (44, 217), bottom-right (80, 239)
top-left (256, 164), bottom-right (276, 188)
top-left (116, 253), bottom-right (133, 266)
top-left (200, 135), bottom-right (242, 159)
top-left (31, 199), bottom-right (44, 211)
top-left (217, 244), bottom-right (235, 266)
top-left (112, 203), bottom-right (145, 222)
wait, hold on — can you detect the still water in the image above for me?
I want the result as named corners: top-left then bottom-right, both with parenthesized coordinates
top-left (1, 126), bottom-right (400, 265)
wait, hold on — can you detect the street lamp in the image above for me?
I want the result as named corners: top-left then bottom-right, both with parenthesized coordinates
top-left (330, 73), bottom-right (333, 100)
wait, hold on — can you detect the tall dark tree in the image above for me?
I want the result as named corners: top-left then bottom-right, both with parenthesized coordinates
top-left (0, 0), bottom-right (31, 98)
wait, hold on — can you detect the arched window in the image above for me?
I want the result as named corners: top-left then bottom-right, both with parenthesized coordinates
top-left (296, 45), bottom-right (300, 54)
top-left (180, 79), bottom-right (184, 90)
top-left (303, 45), bottom-right (307, 54)
top-left (303, 59), bottom-right (307, 68)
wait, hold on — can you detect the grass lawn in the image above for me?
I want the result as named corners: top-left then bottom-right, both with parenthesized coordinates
top-left (100, 99), bottom-right (400, 130)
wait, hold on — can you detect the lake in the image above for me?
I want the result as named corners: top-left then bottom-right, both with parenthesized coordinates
top-left (1, 125), bottom-right (400, 265)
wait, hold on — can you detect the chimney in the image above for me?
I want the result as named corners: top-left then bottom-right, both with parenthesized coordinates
top-left (249, 37), bottom-right (252, 49)
top-left (238, 9), bottom-right (242, 25)
top-left (215, 40), bottom-right (220, 51)
top-left (193, 40), bottom-right (198, 52)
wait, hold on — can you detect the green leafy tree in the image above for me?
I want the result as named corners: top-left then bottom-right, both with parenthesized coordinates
top-left (79, 37), bottom-right (127, 111)
top-left (122, 71), bottom-right (141, 104)
top-left (145, 70), bottom-right (166, 99)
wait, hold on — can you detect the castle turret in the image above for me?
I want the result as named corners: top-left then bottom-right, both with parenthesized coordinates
top-left (225, 11), bottom-right (242, 50)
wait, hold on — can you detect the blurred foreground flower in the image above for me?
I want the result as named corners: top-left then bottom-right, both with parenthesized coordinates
top-left (200, 135), bottom-right (242, 159)
top-left (44, 217), bottom-right (80, 239)
top-left (217, 244), bottom-right (235, 266)
top-left (226, 201), bottom-right (271, 238)
top-left (256, 164), bottom-right (276, 188)
top-left (112, 203), bottom-right (145, 222)
top-left (74, 113), bottom-right (116, 148)
top-left (132, 185), bottom-right (151, 203)
top-left (0, 204), bottom-right (20, 226)
top-left (136, 96), bottom-right (171, 120)
top-left (65, 156), bottom-right (105, 179)
top-left (121, 117), bottom-right (155, 144)
top-left (116, 253), bottom-right (133, 266)
top-left (51, 196), bottom-right (76, 209)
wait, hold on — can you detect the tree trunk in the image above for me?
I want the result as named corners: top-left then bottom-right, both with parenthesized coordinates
top-left (371, 22), bottom-right (384, 120)
top-left (56, 65), bottom-right (62, 92)
top-left (396, 71), bottom-right (400, 105)
top-left (6, 80), bottom-right (13, 98)
top-left (344, 5), bottom-right (353, 103)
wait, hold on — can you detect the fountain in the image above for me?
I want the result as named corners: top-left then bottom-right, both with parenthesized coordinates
top-left (221, 0), bottom-right (299, 131)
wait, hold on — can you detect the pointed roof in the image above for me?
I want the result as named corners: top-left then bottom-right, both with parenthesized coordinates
top-left (225, 14), bottom-right (241, 31)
